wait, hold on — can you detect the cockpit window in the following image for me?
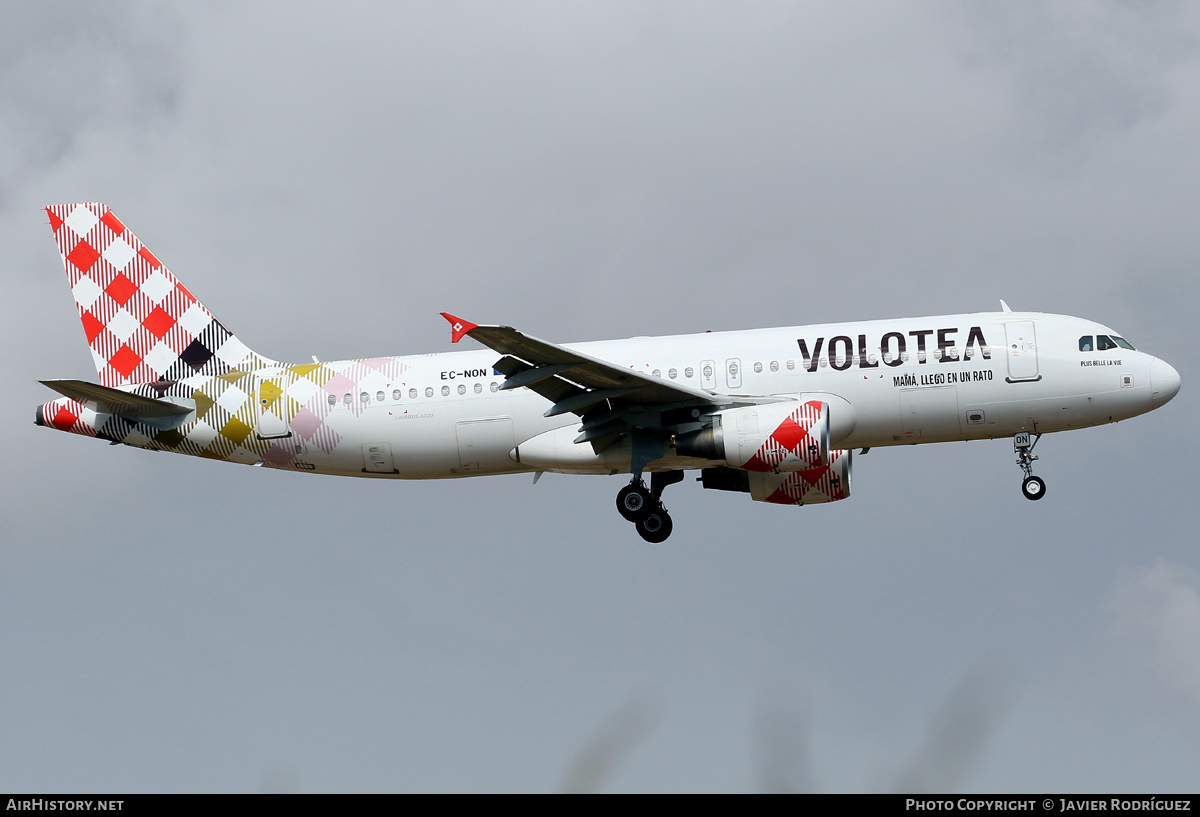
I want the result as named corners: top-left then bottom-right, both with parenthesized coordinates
top-left (1082, 334), bottom-right (1135, 352)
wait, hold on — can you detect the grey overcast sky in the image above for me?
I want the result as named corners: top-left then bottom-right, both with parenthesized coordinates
top-left (2, 1), bottom-right (1198, 792)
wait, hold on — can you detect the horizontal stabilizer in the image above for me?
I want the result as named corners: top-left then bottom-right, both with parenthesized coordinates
top-left (40, 379), bottom-right (194, 418)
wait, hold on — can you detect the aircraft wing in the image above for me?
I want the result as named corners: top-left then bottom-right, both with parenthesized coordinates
top-left (441, 314), bottom-right (767, 450)
top-left (40, 379), bottom-right (194, 419)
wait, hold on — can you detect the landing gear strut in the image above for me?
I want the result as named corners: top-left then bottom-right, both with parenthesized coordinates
top-left (616, 471), bottom-right (682, 542)
top-left (1014, 432), bottom-right (1046, 501)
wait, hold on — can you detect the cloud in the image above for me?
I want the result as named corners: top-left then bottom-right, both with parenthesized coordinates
top-left (559, 694), bottom-right (663, 793)
top-left (954, 0), bottom-right (1198, 172)
top-left (892, 664), bottom-right (1015, 794)
top-left (1115, 559), bottom-right (1200, 706)
top-left (752, 699), bottom-right (816, 794)
top-left (0, 2), bottom-right (181, 206)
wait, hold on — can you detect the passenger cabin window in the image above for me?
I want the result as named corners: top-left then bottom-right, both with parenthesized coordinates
top-left (376, 391), bottom-right (385, 402)
top-left (668, 368), bottom-right (677, 379)
top-left (770, 361), bottom-right (779, 372)
top-left (1079, 336), bottom-right (1093, 352)
top-left (441, 385), bottom-right (450, 396)
top-left (753, 362), bottom-right (763, 373)
top-left (425, 387), bottom-right (434, 398)
top-left (684, 367), bottom-right (694, 378)
top-left (327, 394), bottom-right (337, 406)
top-left (408, 388), bottom-right (417, 399)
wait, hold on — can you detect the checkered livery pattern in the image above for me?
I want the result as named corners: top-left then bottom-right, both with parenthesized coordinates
top-left (40, 203), bottom-right (416, 472)
top-left (46, 203), bottom-right (273, 388)
top-left (740, 400), bottom-right (829, 473)
top-left (37, 357), bottom-right (412, 468)
top-left (755, 448), bottom-right (852, 505)
top-left (40, 398), bottom-right (96, 437)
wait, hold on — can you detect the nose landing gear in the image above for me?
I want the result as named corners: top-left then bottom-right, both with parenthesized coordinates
top-left (1014, 432), bottom-right (1046, 501)
top-left (616, 471), bottom-right (683, 542)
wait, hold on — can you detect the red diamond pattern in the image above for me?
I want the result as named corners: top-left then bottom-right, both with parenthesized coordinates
top-left (52, 405), bottom-right (79, 431)
top-left (109, 344), bottom-right (142, 378)
top-left (764, 452), bottom-right (849, 505)
top-left (138, 246), bottom-right (160, 268)
top-left (142, 306), bottom-right (175, 339)
top-left (771, 416), bottom-right (805, 452)
top-left (743, 401), bottom-right (827, 472)
top-left (100, 211), bottom-right (125, 235)
top-left (67, 240), bottom-right (100, 273)
top-left (80, 311), bottom-right (105, 344)
top-left (105, 273), bottom-right (138, 307)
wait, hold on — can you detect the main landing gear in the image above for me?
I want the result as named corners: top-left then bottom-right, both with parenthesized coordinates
top-left (1014, 432), bottom-right (1046, 501)
top-left (616, 471), bottom-right (683, 543)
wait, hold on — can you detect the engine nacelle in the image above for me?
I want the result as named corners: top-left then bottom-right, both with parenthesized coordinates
top-left (678, 400), bottom-right (831, 472)
top-left (749, 448), bottom-right (851, 504)
top-left (699, 448), bottom-right (853, 505)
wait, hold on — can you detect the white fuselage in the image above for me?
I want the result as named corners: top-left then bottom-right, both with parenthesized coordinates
top-left (241, 310), bottom-right (1171, 479)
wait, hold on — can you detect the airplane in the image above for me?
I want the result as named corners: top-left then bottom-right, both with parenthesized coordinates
top-left (35, 203), bottom-right (1181, 542)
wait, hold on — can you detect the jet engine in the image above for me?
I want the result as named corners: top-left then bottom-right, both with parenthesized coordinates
top-left (676, 399), bottom-right (831, 471)
top-left (699, 448), bottom-right (853, 505)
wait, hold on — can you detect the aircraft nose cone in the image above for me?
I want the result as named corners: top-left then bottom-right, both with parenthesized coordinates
top-left (1150, 357), bottom-right (1181, 407)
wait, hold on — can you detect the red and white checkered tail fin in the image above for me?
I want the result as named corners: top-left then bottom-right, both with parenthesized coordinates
top-left (46, 203), bottom-right (273, 387)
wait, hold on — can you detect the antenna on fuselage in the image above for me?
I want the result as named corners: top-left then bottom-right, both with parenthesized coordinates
top-left (999, 300), bottom-right (1013, 313)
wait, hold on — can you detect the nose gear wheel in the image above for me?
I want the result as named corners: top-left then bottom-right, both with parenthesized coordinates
top-left (1021, 475), bottom-right (1046, 500)
top-left (1014, 432), bottom-right (1046, 501)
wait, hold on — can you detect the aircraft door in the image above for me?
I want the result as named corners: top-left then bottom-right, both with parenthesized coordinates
top-left (456, 417), bottom-right (517, 473)
top-left (1004, 321), bottom-right (1040, 382)
top-left (255, 373), bottom-right (292, 439)
top-left (900, 386), bottom-right (960, 440)
top-left (726, 358), bottom-right (742, 390)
